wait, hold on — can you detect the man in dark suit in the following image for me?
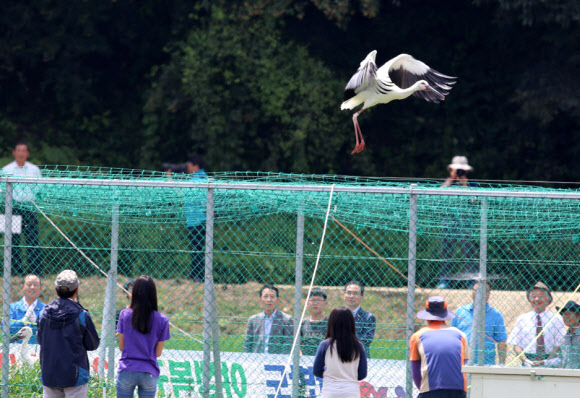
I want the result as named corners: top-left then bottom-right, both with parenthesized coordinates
top-left (243, 284), bottom-right (294, 354)
top-left (344, 280), bottom-right (376, 357)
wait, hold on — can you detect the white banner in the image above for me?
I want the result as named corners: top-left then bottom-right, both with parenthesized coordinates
top-left (0, 215), bottom-right (22, 234)
top-left (6, 345), bottom-right (413, 397)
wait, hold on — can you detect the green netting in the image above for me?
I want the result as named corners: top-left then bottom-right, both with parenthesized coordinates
top-left (1, 167), bottom-right (580, 397)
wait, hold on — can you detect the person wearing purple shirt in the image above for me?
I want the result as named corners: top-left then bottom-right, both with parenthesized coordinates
top-left (116, 276), bottom-right (170, 398)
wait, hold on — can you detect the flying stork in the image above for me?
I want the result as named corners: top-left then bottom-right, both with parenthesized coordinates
top-left (10, 326), bottom-right (37, 366)
top-left (341, 51), bottom-right (457, 154)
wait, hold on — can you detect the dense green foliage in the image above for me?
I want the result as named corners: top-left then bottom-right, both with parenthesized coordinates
top-left (1, 0), bottom-right (578, 181)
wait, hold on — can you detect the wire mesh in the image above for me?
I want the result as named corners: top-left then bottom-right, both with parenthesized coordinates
top-left (1, 167), bottom-right (580, 397)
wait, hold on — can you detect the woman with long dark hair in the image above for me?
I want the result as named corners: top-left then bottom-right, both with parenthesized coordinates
top-left (116, 276), bottom-right (170, 397)
top-left (313, 306), bottom-right (368, 397)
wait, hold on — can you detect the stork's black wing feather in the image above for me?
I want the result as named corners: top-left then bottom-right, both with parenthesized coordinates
top-left (413, 68), bottom-right (457, 103)
top-left (389, 66), bottom-right (456, 103)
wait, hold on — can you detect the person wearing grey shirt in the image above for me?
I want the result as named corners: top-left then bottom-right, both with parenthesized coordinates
top-left (300, 288), bottom-right (328, 356)
top-left (243, 284), bottom-right (293, 354)
top-left (534, 301), bottom-right (580, 368)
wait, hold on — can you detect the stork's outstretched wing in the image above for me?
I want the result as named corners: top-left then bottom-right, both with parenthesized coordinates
top-left (342, 50), bottom-right (379, 102)
top-left (385, 54), bottom-right (457, 103)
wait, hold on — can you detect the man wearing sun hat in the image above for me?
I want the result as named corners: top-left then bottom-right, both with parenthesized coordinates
top-left (37, 270), bottom-right (100, 398)
top-left (438, 155), bottom-right (479, 289)
top-left (410, 296), bottom-right (469, 398)
top-left (508, 281), bottom-right (565, 366)
top-left (532, 301), bottom-right (580, 368)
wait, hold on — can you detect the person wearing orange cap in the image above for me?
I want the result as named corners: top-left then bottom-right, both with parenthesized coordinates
top-left (410, 296), bottom-right (469, 398)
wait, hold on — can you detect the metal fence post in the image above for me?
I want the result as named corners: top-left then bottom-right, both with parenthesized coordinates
top-left (476, 198), bottom-right (488, 365)
top-left (293, 209), bottom-right (305, 397)
top-left (108, 196), bottom-right (120, 380)
top-left (97, 194), bottom-right (119, 379)
top-left (405, 188), bottom-right (418, 398)
top-left (468, 198), bottom-right (488, 375)
top-left (2, 183), bottom-right (13, 398)
top-left (203, 188), bottom-right (222, 398)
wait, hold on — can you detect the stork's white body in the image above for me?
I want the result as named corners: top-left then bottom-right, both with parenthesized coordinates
top-left (341, 51), bottom-right (457, 153)
top-left (10, 326), bottom-right (37, 366)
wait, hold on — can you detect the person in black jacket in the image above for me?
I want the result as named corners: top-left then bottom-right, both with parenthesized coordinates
top-left (344, 281), bottom-right (376, 358)
top-left (37, 270), bottom-right (100, 398)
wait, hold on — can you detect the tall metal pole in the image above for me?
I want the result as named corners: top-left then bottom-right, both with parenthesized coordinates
top-left (203, 188), bottom-right (222, 398)
top-left (476, 198), bottom-right (488, 366)
top-left (405, 188), bottom-right (418, 398)
top-left (292, 209), bottom-right (305, 397)
top-left (108, 197), bottom-right (120, 379)
top-left (98, 195), bottom-right (119, 380)
top-left (2, 183), bottom-right (13, 398)
top-left (208, 189), bottom-right (223, 398)
top-left (96, 195), bottom-right (119, 378)
top-left (469, 198), bottom-right (488, 367)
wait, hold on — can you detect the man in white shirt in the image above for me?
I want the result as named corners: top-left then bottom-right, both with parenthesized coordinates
top-left (508, 281), bottom-right (565, 364)
top-left (2, 141), bottom-right (42, 275)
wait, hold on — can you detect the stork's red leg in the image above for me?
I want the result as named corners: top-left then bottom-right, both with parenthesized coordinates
top-left (351, 114), bottom-right (360, 154)
top-left (351, 109), bottom-right (366, 154)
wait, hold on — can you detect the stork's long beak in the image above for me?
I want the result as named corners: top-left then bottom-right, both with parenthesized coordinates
top-left (424, 85), bottom-right (445, 101)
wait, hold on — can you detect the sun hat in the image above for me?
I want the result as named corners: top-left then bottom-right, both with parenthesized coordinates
top-left (417, 296), bottom-right (455, 321)
top-left (55, 270), bottom-right (79, 292)
top-left (447, 156), bottom-right (473, 171)
top-left (527, 281), bottom-right (553, 304)
top-left (556, 301), bottom-right (580, 314)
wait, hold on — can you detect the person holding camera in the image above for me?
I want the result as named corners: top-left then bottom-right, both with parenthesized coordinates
top-left (438, 156), bottom-right (478, 289)
top-left (441, 156), bottom-right (472, 188)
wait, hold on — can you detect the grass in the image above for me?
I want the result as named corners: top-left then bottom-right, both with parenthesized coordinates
top-left (164, 334), bottom-right (408, 360)
top-left (5, 362), bottom-right (118, 397)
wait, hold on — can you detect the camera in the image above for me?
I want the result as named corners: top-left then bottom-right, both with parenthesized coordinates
top-left (456, 169), bottom-right (466, 177)
top-left (161, 163), bottom-right (188, 173)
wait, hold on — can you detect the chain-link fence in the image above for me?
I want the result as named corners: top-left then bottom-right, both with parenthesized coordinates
top-left (1, 168), bottom-right (580, 397)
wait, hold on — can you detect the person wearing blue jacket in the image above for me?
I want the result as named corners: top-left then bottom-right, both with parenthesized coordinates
top-left (37, 270), bottom-right (100, 398)
top-left (6, 274), bottom-right (45, 344)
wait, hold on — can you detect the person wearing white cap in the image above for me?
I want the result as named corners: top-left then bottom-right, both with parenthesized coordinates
top-left (37, 270), bottom-right (100, 398)
top-left (438, 156), bottom-right (478, 289)
top-left (441, 156), bottom-right (473, 188)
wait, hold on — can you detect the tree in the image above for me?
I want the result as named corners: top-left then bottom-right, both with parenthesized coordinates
top-left (143, 5), bottom-right (349, 173)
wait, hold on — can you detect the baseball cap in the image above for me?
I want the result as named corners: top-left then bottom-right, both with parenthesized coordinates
top-left (55, 270), bottom-right (79, 292)
top-left (556, 301), bottom-right (580, 314)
